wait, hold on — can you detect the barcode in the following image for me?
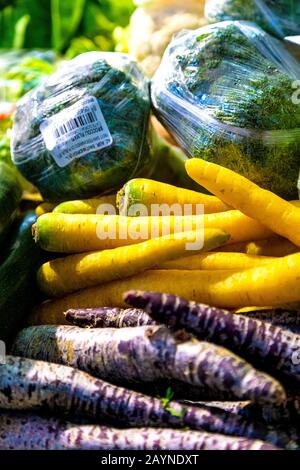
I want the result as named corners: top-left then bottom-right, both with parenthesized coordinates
top-left (53, 111), bottom-right (102, 138)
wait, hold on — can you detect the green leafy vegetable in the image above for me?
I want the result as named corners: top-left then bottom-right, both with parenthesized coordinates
top-left (160, 387), bottom-right (175, 408)
top-left (152, 22), bottom-right (300, 199)
top-left (12, 52), bottom-right (152, 201)
top-left (206, 0), bottom-right (300, 39)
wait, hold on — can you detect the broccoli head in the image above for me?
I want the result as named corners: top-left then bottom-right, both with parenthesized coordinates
top-left (12, 52), bottom-right (152, 202)
top-left (152, 21), bottom-right (300, 199)
top-left (205, 0), bottom-right (300, 39)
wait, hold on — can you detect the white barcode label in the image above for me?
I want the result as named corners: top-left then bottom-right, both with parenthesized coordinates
top-left (40, 96), bottom-right (113, 168)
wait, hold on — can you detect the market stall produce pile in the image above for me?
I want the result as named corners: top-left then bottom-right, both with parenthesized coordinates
top-left (1, 160), bottom-right (300, 450)
top-left (1, 0), bottom-right (300, 452)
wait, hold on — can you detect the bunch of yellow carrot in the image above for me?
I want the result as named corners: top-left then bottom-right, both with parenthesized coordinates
top-left (30, 160), bottom-right (300, 325)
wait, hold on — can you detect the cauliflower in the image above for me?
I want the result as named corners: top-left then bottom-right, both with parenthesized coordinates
top-left (129, 0), bottom-right (206, 77)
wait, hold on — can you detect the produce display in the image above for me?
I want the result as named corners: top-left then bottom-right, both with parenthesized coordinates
top-left (2, 0), bottom-right (300, 455)
top-left (151, 21), bottom-right (300, 198)
top-left (205, 0), bottom-right (300, 38)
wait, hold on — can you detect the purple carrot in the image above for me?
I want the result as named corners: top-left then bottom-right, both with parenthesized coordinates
top-left (0, 356), bottom-right (290, 446)
top-left (237, 396), bottom-right (300, 425)
top-left (195, 396), bottom-right (300, 425)
top-left (124, 291), bottom-right (300, 383)
top-left (181, 401), bottom-right (253, 416)
top-left (200, 396), bottom-right (300, 431)
top-left (180, 401), bottom-right (300, 449)
top-left (65, 307), bottom-right (157, 328)
top-left (181, 400), bottom-right (285, 424)
top-left (0, 412), bottom-right (280, 451)
top-left (136, 380), bottom-right (249, 402)
top-left (11, 326), bottom-right (286, 405)
top-left (241, 309), bottom-right (300, 334)
top-left (134, 379), bottom-right (265, 405)
top-left (180, 400), bottom-right (272, 426)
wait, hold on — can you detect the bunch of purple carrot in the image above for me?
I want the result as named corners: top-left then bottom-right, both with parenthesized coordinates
top-left (2, 292), bottom-right (300, 450)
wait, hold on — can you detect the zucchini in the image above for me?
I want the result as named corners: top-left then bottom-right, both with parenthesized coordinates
top-left (0, 162), bottom-right (22, 245)
top-left (0, 212), bottom-right (44, 342)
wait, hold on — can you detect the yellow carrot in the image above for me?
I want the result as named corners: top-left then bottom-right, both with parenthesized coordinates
top-left (37, 229), bottom-right (228, 297)
top-left (159, 252), bottom-right (276, 271)
top-left (235, 307), bottom-right (274, 314)
top-left (217, 237), bottom-right (299, 257)
top-left (117, 179), bottom-right (231, 216)
top-left (22, 192), bottom-right (43, 203)
top-left (28, 252), bottom-right (300, 324)
top-left (235, 304), bottom-right (300, 313)
top-left (35, 203), bottom-right (56, 217)
top-left (186, 158), bottom-right (300, 247)
top-left (34, 211), bottom-right (273, 253)
top-left (53, 194), bottom-right (117, 215)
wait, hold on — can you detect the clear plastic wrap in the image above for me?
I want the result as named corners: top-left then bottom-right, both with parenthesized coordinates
top-left (151, 21), bottom-right (300, 199)
top-left (205, 0), bottom-right (300, 39)
top-left (11, 52), bottom-right (152, 202)
top-left (129, 0), bottom-right (206, 77)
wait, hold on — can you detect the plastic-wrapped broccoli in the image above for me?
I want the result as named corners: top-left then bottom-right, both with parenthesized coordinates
top-left (151, 21), bottom-right (300, 199)
top-left (11, 52), bottom-right (152, 202)
top-left (205, 0), bottom-right (300, 39)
